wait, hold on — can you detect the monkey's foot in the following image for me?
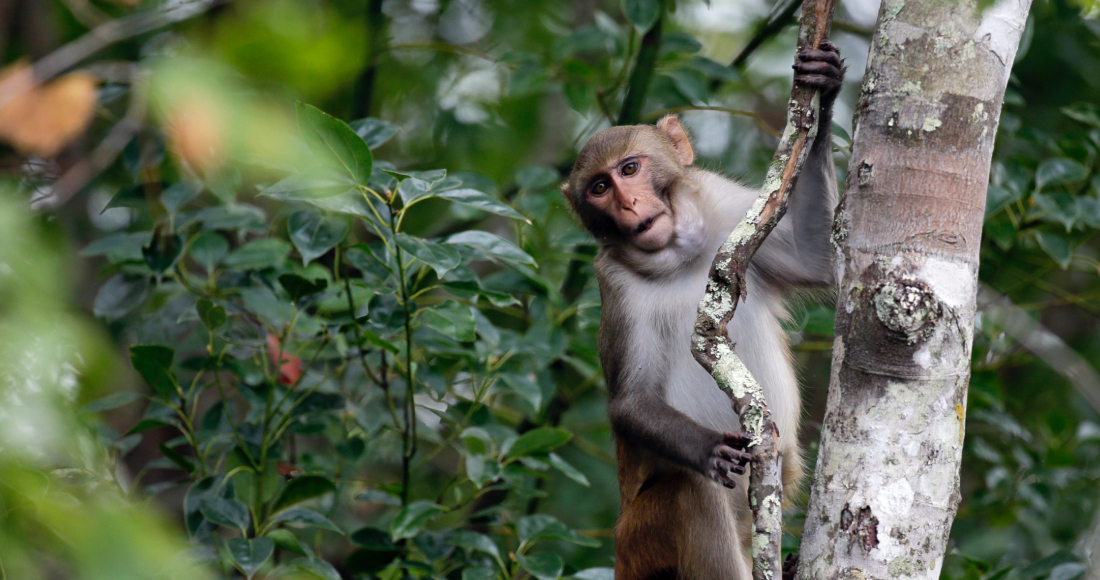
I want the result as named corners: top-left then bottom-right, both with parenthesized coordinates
top-left (708, 430), bottom-right (753, 489)
top-left (794, 39), bottom-right (845, 97)
top-left (783, 553), bottom-right (799, 580)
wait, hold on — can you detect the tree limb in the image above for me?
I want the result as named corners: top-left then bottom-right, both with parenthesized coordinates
top-left (691, 0), bottom-right (836, 578)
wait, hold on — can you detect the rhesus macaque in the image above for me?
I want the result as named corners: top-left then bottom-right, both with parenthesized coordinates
top-left (561, 42), bottom-right (844, 580)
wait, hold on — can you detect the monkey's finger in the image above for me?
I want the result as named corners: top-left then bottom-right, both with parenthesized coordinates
top-left (716, 445), bottom-right (753, 466)
top-left (797, 49), bottom-right (842, 67)
top-left (818, 39), bottom-right (840, 54)
top-left (794, 60), bottom-right (842, 80)
top-left (795, 74), bottom-right (842, 92)
top-left (722, 430), bottom-right (752, 449)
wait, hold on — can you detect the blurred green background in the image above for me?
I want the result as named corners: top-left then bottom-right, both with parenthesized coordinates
top-left (0, 0), bottom-right (1099, 578)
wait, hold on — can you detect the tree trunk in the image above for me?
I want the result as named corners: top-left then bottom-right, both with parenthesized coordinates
top-left (795, 0), bottom-right (1032, 578)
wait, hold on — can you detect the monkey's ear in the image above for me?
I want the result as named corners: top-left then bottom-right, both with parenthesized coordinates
top-left (656, 115), bottom-right (694, 166)
top-left (561, 182), bottom-right (572, 199)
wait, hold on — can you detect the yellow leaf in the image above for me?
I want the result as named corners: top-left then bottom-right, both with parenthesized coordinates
top-left (0, 63), bottom-right (99, 158)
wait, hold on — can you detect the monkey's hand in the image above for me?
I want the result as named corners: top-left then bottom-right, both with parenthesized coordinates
top-left (707, 430), bottom-right (752, 489)
top-left (794, 39), bottom-right (845, 111)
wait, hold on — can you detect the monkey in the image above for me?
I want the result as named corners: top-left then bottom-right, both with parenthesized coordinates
top-left (561, 41), bottom-right (844, 580)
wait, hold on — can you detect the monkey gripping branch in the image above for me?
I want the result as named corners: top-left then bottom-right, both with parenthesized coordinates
top-left (690, 0), bottom-right (837, 578)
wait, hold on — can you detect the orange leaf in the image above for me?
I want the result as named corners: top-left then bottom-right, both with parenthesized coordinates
top-left (266, 333), bottom-right (303, 386)
top-left (165, 93), bottom-right (226, 173)
top-left (0, 62), bottom-right (98, 158)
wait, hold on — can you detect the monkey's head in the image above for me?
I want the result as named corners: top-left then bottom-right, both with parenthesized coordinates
top-left (562, 116), bottom-right (695, 252)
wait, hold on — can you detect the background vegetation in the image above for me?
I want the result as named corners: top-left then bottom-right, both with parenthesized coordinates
top-left (0, 0), bottom-right (1099, 578)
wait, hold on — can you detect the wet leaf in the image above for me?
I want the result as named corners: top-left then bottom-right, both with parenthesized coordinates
top-left (505, 428), bottom-right (572, 459)
top-left (518, 552), bottom-right (564, 580)
top-left (93, 274), bottom-right (149, 320)
top-left (287, 210), bottom-right (349, 265)
top-left (130, 345), bottom-right (179, 400)
top-left (297, 102), bottom-right (373, 185)
top-left (445, 231), bottom-right (536, 268)
top-left (228, 537), bottom-right (274, 580)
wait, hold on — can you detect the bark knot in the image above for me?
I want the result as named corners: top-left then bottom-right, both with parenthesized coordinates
top-left (840, 504), bottom-right (880, 554)
top-left (872, 277), bottom-right (940, 344)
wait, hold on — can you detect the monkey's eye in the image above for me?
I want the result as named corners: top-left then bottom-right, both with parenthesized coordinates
top-left (592, 181), bottom-right (610, 195)
top-left (622, 162), bottom-right (639, 176)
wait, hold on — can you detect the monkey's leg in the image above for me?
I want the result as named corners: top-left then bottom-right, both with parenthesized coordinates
top-left (677, 472), bottom-right (752, 580)
top-left (615, 472), bottom-right (683, 580)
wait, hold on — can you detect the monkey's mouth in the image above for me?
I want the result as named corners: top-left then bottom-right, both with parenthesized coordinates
top-left (634, 215), bottom-right (661, 235)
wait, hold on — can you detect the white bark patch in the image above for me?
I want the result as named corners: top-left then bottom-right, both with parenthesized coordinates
top-left (877, 478), bottom-right (916, 518)
top-left (918, 258), bottom-right (973, 309)
top-left (973, 0), bottom-right (1031, 69)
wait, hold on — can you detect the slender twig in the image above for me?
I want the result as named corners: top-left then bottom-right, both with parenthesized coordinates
top-left (352, 0), bottom-right (387, 118)
top-left (643, 105), bottom-right (782, 138)
top-left (691, 0), bottom-right (836, 578)
top-left (616, 5), bottom-right (665, 126)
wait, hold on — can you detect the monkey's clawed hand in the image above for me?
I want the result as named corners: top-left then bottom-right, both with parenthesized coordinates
top-left (793, 39), bottom-right (845, 103)
top-left (707, 430), bottom-right (752, 489)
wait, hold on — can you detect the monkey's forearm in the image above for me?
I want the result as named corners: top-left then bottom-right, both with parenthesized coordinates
top-left (608, 391), bottom-right (719, 473)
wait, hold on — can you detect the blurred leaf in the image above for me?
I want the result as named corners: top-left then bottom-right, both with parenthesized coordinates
top-left (0, 64), bottom-right (97, 157)
top-left (350, 118), bottom-right (399, 148)
top-left (419, 301), bottom-right (476, 341)
top-left (622, 0), bottom-right (660, 30)
top-left (661, 31), bottom-right (703, 55)
top-left (279, 273), bottom-right (329, 302)
top-left (391, 501), bottom-right (445, 540)
top-left (125, 418), bottom-right (174, 435)
top-left (359, 329), bottom-right (399, 354)
top-left (518, 552), bottom-right (564, 580)
top-left (1062, 102), bottom-right (1100, 128)
top-left (268, 529), bottom-right (309, 556)
top-left (228, 537), bottom-right (274, 580)
top-left (1079, 197), bottom-right (1100, 228)
top-left (143, 229), bottom-right (184, 273)
top-left (350, 527), bottom-right (398, 550)
top-left (199, 497), bottom-right (251, 532)
top-left (1049, 563), bottom-right (1087, 580)
top-left (1032, 192), bottom-right (1080, 231)
top-left (288, 210), bottom-right (349, 265)
top-left (498, 374), bottom-right (543, 413)
top-left (453, 529), bottom-right (501, 560)
top-left (81, 391), bottom-right (144, 414)
top-left (297, 102), bottom-right (373, 185)
top-left (159, 442), bottom-right (196, 475)
top-left (271, 508), bottom-right (343, 534)
top-left (570, 569), bottom-right (615, 580)
top-left (548, 453), bottom-right (590, 486)
top-left (81, 232), bottom-right (149, 263)
top-left (94, 274), bottom-right (149, 320)
top-left (344, 548), bottom-right (399, 575)
top-left (161, 182), bottom-right (202, 214)
top-left (275, 558), bottom-right (342, 580)
top-left (395, 233), bottom-right (464, 278)
top-left (985, 184), bottom-right (1020, 217)
top-left (196, 298), bottom-right (227, 330)
top-left (510, 63), bottom-right (550, 96)
top-left (130, 345), bottom-right (179, 400)
top-left (1035, 231), bottom-right (1073, 269)
top-left (446, 231), bottom-right (537, 267)
top-left (463, 567), bottom-right (498, 580)
top-left (190, 204), bottom-right (267, 232)
top-left (505, 428), bottom-right (572, 459)
top-left (272, 475), bottom-right (337, 514)
top-left (516, 166), bottom-right (560, 190)
top-left (1036, 158), bottom-right (1088, 190)
top-left (223, 238), bottom-right (291, 270)
top-left (261, 172), bottom-right (356, 201)
top-left (190, 232), bottom-right (229, 271)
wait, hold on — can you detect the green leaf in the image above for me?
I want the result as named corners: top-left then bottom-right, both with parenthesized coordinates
top-left (190, 204), bottom-right (267, 232)
top-left (267, 529), bottom-right (309, 556)
top-left (344, 548), bottom-right (399, 576)
top-left (271, 508), bottom-right (343, 534)
top-left (130, 345), bottom-right (179, 400)
top-left (1032, 192), bottom-right (1080, 232)
top-left (570, 568), bottom-right (615, 580)
top-left (272, 475), bottom-right (337, 514)
top-left (1079, 198), bottom-right (1100, 229)
top-left (81, 391), bottom-right (144, 414)
top-left (199, 496), bottom-right (251, 532)
top-left (390, 500), bottom-right (445, 540)
top-left (359, 329), bottom-right (399, 354)
top-left (505, 428), bottom-right (572, 459)
top-left (453, 530), bottom-right (501, 560)
top-left (388, 168), bottom-right (447, 187)
top-left (518, 552), bottom-right (564, 580)
top-left (419, 301), bottom-right (476, 342)
top-left (276, 558), bottom-right (342, 580)
top-left (496, 374), bottom-right (543, 414)
top-left (124, 418), bottom-right (174, 435)
top-left (196, 299), bottom-right (227, 330)
top-left (261, 172), bottom-right (356, 201)
top-left (1036, 158), bottom-right (1088, 190)
top-left (81, 232), bottom-right (149, 263)
top-left (223, 238), bottom-right (291, 270)
top-left (142, 230), bottom-right (183, 273)
top-left (548, 453), bottom-right (590, 487)
top-left (1048, 563), bottom-right (1087, 580)
top-left (228, 537), bottom-right (274, 580)
top-left (349, 118), bottom-right (400, 149)
top-left (350, 527), bottom-right (398, 551)
top-left (1035, 231), bottom-right (1073, 269)
top-left (445, 231), bottom-right (537, 268)
top-left (279, 273), bottom-right (329, 302)
top-left (395, 233), bottom-right (464, 278)
top-left (288, 210), bottom-right (349, 265)
top-left (297, 102), bottom-right (373, 185)
top-left (985, 185), bottom-right (1020, 217)
top-left (622, 0), bottom-right (660, 29)
top-left (189, 232), bottom-right (229, 271)
top-left (434, 188), bottom-right (530, 222)
top-left (161, 182), bottom-right (202, 214)
top-left (94, 274), bottom-right (149, 320)
top-left (516, 165), bottom-right (560, 191)
top-left (158, 442), bottom-right (195, 475)
top-left (517, 514), bottom-right (600, 548)
top-left (462, 566), bottom-right (498, 580)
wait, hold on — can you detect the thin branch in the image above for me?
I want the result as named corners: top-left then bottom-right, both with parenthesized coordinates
top-left (691, 0), bottom-right (836, 578)
top-left (616, 6), bottom-right (665, 126)
top-left (0, 0), bottom-right (228, 110)
top-left (709, 0), bottom-right (802, 92)
top-left (643, 105), bottom-right (782, 138)
top-left (352, 0), bottom-right (387, 119)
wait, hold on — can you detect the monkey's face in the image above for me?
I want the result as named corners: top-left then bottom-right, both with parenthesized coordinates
top-left (581, 154), bottom-right (675, 251)
top-left (563, 118), bottom-right (694, 252)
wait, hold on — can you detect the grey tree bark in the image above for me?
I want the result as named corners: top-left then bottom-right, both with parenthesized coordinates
top-left (795, 0), bottom-right (1032, 578)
